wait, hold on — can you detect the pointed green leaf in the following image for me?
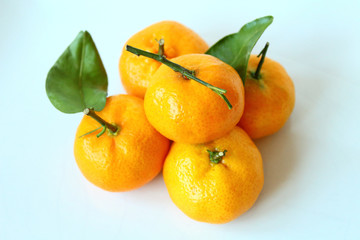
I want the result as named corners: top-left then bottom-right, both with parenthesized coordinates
top-left (206, 16), bottom-right (273, 84)
top-left (46, 31), bottom-right (108, 113)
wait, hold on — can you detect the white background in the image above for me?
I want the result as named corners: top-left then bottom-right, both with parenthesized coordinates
top-left (1, 0), bottom-right (359, 239)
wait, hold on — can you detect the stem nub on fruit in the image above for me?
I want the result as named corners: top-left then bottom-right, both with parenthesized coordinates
top-left (252, 42), bottom-right (269, 80)
top-left (156, 38), bottom-right (165, 56)
top-left (207, 149), bottom-right (227, 164)
top-left (126, 44), bottom-right (232, 109)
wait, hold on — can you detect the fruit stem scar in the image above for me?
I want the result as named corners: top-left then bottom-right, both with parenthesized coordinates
top-left (156, 38), bottom-right (165, 56)
top-left (252, 42), bottom-right (269, 80)
top-left (207, 149), bottom-right (227, 164)
top-left (83, 108), bottom-right (119, 136)
top-left (125, 45), bottom-right (233, 109)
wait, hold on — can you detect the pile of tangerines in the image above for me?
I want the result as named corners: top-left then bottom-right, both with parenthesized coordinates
top-left (71, 21), bottom-right (294, 224)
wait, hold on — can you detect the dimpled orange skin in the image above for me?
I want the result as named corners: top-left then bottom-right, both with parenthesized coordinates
top-left (163, 127), bottom-right (263, 224)
top-left (238, 55), bottom-right (295, 139)
top-left (144, 54), bottom-right (244, 144)
top-left (74, 95), bottom-right (170, 192)
top-left (119, 21), bottom-right (209, 98)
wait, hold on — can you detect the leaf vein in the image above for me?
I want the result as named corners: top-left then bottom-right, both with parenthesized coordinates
top-left (78, 32), bottom-right (86, 109)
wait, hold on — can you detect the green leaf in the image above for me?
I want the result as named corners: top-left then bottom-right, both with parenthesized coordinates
top-left (46, 31), bottom-right (108, 113)
top-left (206, 16), bottom-right (273, 84)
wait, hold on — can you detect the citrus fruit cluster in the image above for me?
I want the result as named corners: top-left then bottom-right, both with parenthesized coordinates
top-left (46, 17), bottom-right (295, 224)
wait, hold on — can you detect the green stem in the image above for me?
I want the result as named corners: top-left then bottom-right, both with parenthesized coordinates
top-left (96, 126), bottom-right (106, 138)
top-left (126, 45), bottom-right (232, 109)
top-left (253, 42), bottom-right (269, 80)
top-left (79, 126), bottom-right (104, 138)
top-left (83, 108), bottom-right (118, 134)
top-left (207, 149), bottom-right (227, 164)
